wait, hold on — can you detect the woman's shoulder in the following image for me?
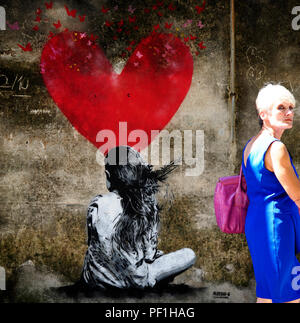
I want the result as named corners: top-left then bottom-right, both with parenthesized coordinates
top-left (267, 140), bottom-right (289, 159)
top-left (263, 137), bottom-right (290, 172)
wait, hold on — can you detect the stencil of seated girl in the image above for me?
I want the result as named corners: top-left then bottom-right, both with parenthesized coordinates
top-left (80, 146), bottom-right (196, 290)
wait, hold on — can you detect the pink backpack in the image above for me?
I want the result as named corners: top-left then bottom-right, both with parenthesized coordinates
top-left (214, 166), bottom-right (249, 234)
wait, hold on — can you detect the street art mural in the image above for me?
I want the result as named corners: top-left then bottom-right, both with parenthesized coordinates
top-left (37, 2), bottom-right (198, 292)
top-left (0, 0), bottom-right (207, 299)
top-left (5, 0), bottom-right (294, 304)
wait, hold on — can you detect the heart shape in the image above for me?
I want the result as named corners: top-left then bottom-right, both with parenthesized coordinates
top-left (41, 31), bottom-right (193, 154)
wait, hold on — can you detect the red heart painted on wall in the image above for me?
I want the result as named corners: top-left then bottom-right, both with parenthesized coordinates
top-left (40, 31), bottom-right (193, 154)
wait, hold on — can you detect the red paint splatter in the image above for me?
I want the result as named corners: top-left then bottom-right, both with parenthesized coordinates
top-left (101, 6), bottom-right (109, 14)
top-left (105, 21), bottom-right (114, 27)
top-left (129, 16), bottom-right (136, 23)
top-left (64, 5), bottom-right (77, 18)
top-left (18, 43), bottom-right (32, 52)
top-left (45, 1), bottom-right (53, 9)
top-left (90, 34), bottom-right (99, 42)
top-left (53, 20), bottom-right (61, 29)
top-left (79, 15), bottom-right (86, 22)
top-left (168, 3), bottom-right (176, 11)
top-left (198, 41), bottom-right (206, 49)
top-left (195, 0), bottom-right (206, 14)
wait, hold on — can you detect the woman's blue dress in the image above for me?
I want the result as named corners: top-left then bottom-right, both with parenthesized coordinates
top-left (242, 134), bottom-right (300, 302)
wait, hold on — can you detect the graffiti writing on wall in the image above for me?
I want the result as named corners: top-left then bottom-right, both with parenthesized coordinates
top-left (0, 72), bottom-right (31, 98)
top-left (245, 46), bottom-right (266, 89)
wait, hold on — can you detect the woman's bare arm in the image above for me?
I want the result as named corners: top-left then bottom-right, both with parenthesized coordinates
top-left (267, 141), bottom-right (300, 208)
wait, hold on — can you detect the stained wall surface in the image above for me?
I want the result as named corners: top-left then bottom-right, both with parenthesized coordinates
top-left (0, 0), bottom-right (299, 302)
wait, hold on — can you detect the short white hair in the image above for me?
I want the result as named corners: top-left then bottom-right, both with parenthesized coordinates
top-left (256, 83), bottom-right (296, 114)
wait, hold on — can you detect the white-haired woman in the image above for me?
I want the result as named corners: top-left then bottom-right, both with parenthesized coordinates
top-left (242, 83), bottom-right (300, 303)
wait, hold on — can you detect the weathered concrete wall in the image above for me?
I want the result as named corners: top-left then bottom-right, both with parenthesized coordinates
top-left (2, 0), bottom-right (298, 302)
top-left (235, 0), bottom-right (300, 166)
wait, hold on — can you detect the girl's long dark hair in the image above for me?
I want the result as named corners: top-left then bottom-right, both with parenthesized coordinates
top-left (105, 146), bottom-right (177, 254)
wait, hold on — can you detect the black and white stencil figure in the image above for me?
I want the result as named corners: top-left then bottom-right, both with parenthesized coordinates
top-left (80, 146), bottom-right (196, 290)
